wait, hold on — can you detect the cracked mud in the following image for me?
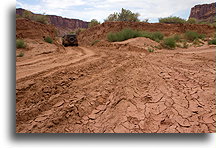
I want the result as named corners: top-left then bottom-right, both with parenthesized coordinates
top-left (16, 44), bottom-right (216, 133)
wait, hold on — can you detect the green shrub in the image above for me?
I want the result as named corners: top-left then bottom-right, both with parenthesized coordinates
top-left (105, 8), bottom-right (140, 22)
top-left (107, 29), bottom-right (164, 42)
top-left (173, 34), bottom-right (180, 42)
top-left (22, 10), bottom-right (48, 24)
top-left (140, 31), bottom-right (152, 39)
top-left (23, 10), bottom-right (34, 20)
top-left (141, 31), bottom-right (164, 42)
top-left (17, 52), bottom-right (24, 57)
top-left (162, 37), bottom-right (176, 49)
top-left (88, 19), bottom-right (100, 28)
top-left (91, 40), bottom-right (100, 46)
top-left (208, 38), bottom-right (216, 45)
top-left (34, 15), bottom-right (48, 24)
top-left (151, 32), bottom-right (164, 41)
top-left (159, 16), bottom-right (186, 24)
top-left (16, 39), bottom-right (26, 48)
top-left (187, 18), bottom-right (197, 24)
top-left (16, 14), bottom-right (22, 18)
top-left (184, 31), bottom-right (205, 41)
top-left (107, 28), bottom-right (141, 42)
top-left (147, 48), bottom-right (154, 52)
top-left (44, 36), bottom-right (53, 43)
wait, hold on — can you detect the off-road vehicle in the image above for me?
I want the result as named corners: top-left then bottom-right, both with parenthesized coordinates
top-left (62, 34), bottom-right (78, 47)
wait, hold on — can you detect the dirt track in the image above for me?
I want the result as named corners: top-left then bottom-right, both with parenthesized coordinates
top-left (16, 44), bottom-right (216, 133)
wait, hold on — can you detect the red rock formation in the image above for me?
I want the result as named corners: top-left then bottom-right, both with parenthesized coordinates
top-left (16, 8), bottom-right (89, 36)
top-left (189, 3), bottom-right (216, 23)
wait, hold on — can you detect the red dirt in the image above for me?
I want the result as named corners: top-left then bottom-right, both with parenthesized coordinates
top-left (16, 20), bottom-right (216, 133)
top-left (78, 22), bottom-right (215, 45)
top-left (16, 18), bottom-right (57, 40)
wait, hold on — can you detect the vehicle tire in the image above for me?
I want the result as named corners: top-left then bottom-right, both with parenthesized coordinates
top-left (69, 37), bottom-right (75, 42)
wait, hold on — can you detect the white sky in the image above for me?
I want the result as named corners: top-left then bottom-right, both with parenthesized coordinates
top-left (16, 0), bottom-right (215, 22)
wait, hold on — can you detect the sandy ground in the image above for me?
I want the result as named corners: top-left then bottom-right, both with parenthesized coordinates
top-left (16, 41), bottom-right (216, 133)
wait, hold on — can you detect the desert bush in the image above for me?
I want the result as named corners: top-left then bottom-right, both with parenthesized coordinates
top-left (173, 34), bottom-right (181, 42)
top-left (34, 15), bottom-right (48, 24)
top-left (91, 40), bottom-right (100, 46)
top-left (147, 48), bottom-right (154, 52)
top-left (23, 10), bottom-right (34, 20)
top-left (187, 18), bottom-right (197, 24)
top-left (141, 31), bottom-right (164, 42)
top-left (16, 39), bottom-right (26, 48)
top-left (162, 37), bottom-right (176, 49)
top-left (159, 16), bottom-right (186, 24)
top-left (208, 38), bottom-right (216, 45)
top-left (44, 36), bottom-right (53, 43)
top-left (16, 14), bottom-right (22, 18)
top-left (88, 19), bottom-right (100, 28)
top-left (184, 31), bottom-right (205, 41)
top-left (107, 29), bottom-right (164, 42)
top-left (22, 10), bottom-right (48, 24)
top-left (105, 8), bottom-right (140, 22)
top-left (107, 28), bottom-right (141, 42)
top-left (17, 52), bottom-right (24, 57)
top-left (151, 32), bottom-right (164, 41)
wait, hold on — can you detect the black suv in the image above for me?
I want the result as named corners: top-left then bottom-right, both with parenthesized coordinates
top-left (62, 34), bottom-right (78, 47)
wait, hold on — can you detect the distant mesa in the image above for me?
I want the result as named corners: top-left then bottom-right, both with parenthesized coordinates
top-left (189, 2), bottom-right (216, 23)
top-left (16, 8), bottom-right (89, 36)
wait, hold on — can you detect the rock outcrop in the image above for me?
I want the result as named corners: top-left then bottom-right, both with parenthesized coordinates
top-left (189, 3), bottom-right (216, 23)
top-left (16, 8), bottom-right (89, 36)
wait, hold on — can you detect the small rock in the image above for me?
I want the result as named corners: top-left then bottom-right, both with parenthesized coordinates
top-left (43, 110), bottom-right (53, 116)
top-left (35, 116), bottom-right (47, 122)
top-left (96, 105), bottom-right (106, 111)
top-left (54, 100), bottom-right (64, 107)
top-left (88, 114), bottom-right (96, 120)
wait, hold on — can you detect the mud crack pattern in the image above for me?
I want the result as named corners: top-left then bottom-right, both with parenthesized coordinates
top-left (16, 45), bottom-right (216, 133)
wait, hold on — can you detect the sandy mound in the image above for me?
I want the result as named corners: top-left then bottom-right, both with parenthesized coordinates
top-left (91, 37), bottom-right (159, 52)
top-left (114, 37), bottom-right (159, 48)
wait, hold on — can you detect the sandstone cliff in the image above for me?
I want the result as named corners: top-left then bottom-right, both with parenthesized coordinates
top-left (16, 8), bottom-right (89, 36)
top-left (189, 3), bottom-right (215, 23)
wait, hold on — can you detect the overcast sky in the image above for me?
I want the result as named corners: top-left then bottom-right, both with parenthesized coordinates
top-left (16, 0), bottom-right (215, 22)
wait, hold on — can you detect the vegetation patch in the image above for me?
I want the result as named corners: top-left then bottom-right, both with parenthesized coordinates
top-left (173, 34), bottom-right (181, 42)
top-left (184, 31), bottom-right (205, 41)
top-left (88, 19), bottom-right (100, 28)
top-left (91, 40), bottom-right (100, 46)
top-left (161, 37), bottom-right (176, 49)
top-left (186, 18), bottom-right (197, 24)
top-left (107, 28), bottom-right (164, 42)
top-left (142, 31), bottom-right (164, 42)
top-left (107, 28), bottom-right (141, 42)
top-left (19, 10), bottom-right (49, 24)
top-left (147, 48), bottom-right (154, 53)
top-left (208, 38), bottom-right (216, 45)
top-left (17, 52), bottom-right (24, 57)
top-left (16, 39), bottom-right (26, 49)
top-left (159, 16), bottom-right (186, 24)
top-left (44, 36), bottom-right (53, 44)
top-left (105, 8), bottom-right (140, 22)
